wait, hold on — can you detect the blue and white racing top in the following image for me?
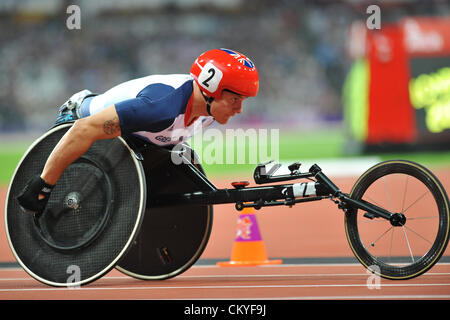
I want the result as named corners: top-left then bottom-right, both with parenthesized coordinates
top-left (80, 74), bottom-right (214, 146)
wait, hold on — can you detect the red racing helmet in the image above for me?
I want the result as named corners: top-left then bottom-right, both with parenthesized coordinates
top-left (190, 48), bottom-right (259, 99)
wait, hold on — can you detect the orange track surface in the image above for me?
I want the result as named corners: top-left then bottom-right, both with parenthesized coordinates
top-left (0, 264), bottom-right (449, 300)
top-left (1, 169), bottom-right (449, 300)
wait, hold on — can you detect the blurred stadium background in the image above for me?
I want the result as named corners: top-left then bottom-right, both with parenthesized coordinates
top-left (0, 0), bottom-right (449, 181)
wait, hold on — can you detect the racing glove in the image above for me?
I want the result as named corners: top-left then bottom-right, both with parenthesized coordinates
top-left (17, 175), bottom-right (54, 216)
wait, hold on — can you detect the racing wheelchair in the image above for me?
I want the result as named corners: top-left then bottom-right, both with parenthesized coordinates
top-left (5, 123), bottom-right (450, 286)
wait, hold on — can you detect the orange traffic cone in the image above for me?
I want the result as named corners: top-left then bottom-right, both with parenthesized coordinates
top-left (217, 207), bottom-right (282, 267)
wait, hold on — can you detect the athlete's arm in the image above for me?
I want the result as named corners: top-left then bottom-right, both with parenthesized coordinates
top-left (41, 104), bottom-right (121, 185)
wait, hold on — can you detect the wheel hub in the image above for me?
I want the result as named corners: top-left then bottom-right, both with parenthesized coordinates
top-left (390, 212), bottom-right (407, 226)
top-left (64, 192), bottom-right (82, 210)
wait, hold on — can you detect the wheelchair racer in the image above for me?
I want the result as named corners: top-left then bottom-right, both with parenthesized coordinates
top-left (17, 48), bottom-right (259, 215)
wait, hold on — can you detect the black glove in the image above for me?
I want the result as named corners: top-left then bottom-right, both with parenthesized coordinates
top-left (17, 175), bottom-right (54, 216)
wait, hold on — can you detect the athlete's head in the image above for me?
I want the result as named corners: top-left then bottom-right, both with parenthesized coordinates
top-left (190, 48), bottom-right (259, 124)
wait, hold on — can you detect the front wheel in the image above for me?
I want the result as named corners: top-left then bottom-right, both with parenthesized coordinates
top-left (345, 160), bottom-right (449, 280)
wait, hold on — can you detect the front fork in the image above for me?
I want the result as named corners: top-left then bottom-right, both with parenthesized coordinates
top-left (311, 164), bottom-right (405, 227)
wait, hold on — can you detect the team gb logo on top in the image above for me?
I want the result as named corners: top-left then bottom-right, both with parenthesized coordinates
top-left (220, 48), bottom-right (255, 69)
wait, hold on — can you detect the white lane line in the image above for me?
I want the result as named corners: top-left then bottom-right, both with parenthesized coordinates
top-left (0, 283), bottom-right (449, 292)
top-left (164, 295), bottom-right (450, 300)
top-left (2, 262), bottom-right (449, 270)
top-left (2, 272), bottom-right (450, 281)
top-left (177, 271), bottom-right (450, 278)
top-left (282, 295), bottom-right (450, 300)
top-left (194, 262), bottom-right (450, 268)
top-left (193, 263), bottom-right (365, 268)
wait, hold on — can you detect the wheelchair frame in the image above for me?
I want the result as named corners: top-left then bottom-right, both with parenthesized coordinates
top-left (148, 149), bottom-right (401, 226)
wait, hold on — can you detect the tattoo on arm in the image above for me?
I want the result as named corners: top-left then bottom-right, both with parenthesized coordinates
top-left (103, 117), bottom-right (121, 135)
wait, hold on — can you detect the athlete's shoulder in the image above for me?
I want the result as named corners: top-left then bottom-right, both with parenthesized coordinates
top-left (114, 74), bottom-right (194, 134)
top-left (137, 74), bottom-right (193, 89)
top-left (137, 74), bottom-right (193, 103)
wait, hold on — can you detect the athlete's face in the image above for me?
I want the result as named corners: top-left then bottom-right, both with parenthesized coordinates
top-left (211, 90), bottom-right (247, 124)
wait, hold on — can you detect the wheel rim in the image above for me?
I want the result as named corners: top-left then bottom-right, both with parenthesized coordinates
top-left (346, 161), bottom-right (449, 279)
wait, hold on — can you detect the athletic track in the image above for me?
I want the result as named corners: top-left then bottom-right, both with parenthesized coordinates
top-left (1, 168), bottom-right (449, 300)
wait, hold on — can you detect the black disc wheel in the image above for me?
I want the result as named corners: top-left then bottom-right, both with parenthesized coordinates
top-left (5, 123), bottom-right (146, 287)
top-left (345, 160), bottom-right (449, 280)
top-left (116, 142), bottom-right (213, 280)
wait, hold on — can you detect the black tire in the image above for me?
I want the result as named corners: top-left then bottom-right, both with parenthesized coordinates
top-left (5, 123), bottom-right (146, 287)
top-left (116, 142), bottom-right (213, 280)
top-left (345, 160), bottom-right (449, 280)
